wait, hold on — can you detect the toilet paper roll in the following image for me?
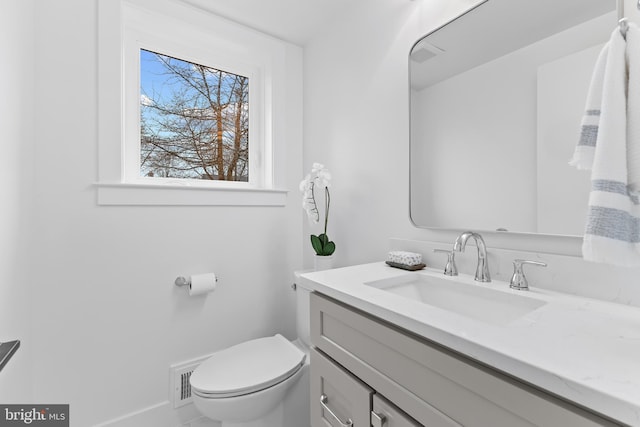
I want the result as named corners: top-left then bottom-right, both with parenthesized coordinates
top-left (189, 273), bottom-right (217, 296)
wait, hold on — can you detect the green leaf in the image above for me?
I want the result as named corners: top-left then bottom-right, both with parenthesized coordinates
top-left (310, 235), bottom-right (323, 255)
top-left (318, 233), bottom-right (329, 245)
top-left (323, 241), bottom-right (336, 256)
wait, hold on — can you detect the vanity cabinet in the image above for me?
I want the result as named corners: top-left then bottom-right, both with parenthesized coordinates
top-left (310, 292), bottom-right (621, 427)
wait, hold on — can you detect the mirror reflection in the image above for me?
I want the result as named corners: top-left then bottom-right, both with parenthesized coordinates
top-left (410, 0), bottom-right (616, 236)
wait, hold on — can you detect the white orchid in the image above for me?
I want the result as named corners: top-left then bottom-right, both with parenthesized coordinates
top-left (311, 163), bottom-right (331, 188)
top-left (299, 174), bottom-right (319, 224)
top-left (300, 163), bottom-right (335, 256)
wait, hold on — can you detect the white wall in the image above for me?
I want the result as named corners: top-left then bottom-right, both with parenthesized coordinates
top-left (537, 44), bottom-right (602, 235)
top-left (0, 0), bottom-right (35, 403)
top-left (24, 0), bottom-right (303, 425)
top-left (303, 0), bottom-right (494, 269)
top-left (303, 0), bottom-right (640, 295)
top-left (412, 54), bottom-right (538, 231)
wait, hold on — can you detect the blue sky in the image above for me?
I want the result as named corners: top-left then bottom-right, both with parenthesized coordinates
top-left (140, 49), bottom-right (172, 105)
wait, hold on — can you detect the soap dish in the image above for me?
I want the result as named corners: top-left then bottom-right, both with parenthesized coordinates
top-left (385, 261), bottom-right (426, 271)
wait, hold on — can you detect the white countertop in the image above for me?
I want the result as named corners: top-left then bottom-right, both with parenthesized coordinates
top-left (299, 262), bottom-right (640, 426)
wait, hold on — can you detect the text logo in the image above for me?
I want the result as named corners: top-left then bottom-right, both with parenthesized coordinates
top-left (1, 405), bottom-right (68, 426)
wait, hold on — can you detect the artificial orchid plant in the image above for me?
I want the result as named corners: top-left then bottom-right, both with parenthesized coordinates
top-left (300, 163), bottom-right (335, 256)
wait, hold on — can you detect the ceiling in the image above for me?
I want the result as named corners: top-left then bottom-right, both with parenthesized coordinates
top-left (180, 0), bottom-right (368, 46)
top-left (410, 0), bottom-right (615, 89)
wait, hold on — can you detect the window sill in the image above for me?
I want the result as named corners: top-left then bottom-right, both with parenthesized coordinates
top-left (95, 182), bottom-right (288, 206)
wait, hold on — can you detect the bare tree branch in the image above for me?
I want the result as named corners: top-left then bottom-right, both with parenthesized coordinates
top-left (140, 50), bottom-right (249, 181)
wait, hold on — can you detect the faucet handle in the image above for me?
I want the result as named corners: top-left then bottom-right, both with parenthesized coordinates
top-left (433, 249), bottom-right (458, 276)
top-left (510, 259), bottom-right (547, 291)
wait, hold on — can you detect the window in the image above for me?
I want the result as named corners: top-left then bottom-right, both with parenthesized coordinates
top-left (97, 0), bottom-right (291, 206)
top-left (139, 49), bottom-right (250, 182)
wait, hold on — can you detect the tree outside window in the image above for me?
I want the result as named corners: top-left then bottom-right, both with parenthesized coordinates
top-left (140, 49), bottom-right (249, 181)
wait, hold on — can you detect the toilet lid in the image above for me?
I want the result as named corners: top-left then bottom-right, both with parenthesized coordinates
top-left (190, 334), bottom-right (306, 398)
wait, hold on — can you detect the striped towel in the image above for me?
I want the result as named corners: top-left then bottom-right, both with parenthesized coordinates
top-left (570, 25), bottom-right (640, 266)
top-left (569, 42), bottom-right (609, 170)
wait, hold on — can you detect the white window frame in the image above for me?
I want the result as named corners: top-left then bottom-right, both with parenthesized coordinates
top-left (97, 0), bottom-right (287, 206)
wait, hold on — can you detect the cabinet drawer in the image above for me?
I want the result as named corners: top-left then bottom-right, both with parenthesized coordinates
top-left (310, 347), bottom-right (373, 427)
top-left (311, 292), bottom-right (621, 427)
top-left (372, 395), bottom-right (421, 427)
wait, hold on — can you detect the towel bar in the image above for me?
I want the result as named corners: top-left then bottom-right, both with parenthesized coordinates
top-left (620, 18), bottom-right (630, 38)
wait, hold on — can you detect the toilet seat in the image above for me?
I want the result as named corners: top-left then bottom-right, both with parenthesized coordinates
top-left (191, 334), bottom-right (306, 399)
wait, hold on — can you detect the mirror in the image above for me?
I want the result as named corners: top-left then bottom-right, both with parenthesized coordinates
top-left (410, 0), bottom-right (617, 236)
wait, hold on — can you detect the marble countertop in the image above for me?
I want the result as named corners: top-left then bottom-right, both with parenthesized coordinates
top-left (299, 262), bottom-right (640, 426)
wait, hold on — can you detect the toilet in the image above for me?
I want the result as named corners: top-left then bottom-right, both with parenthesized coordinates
top-left (190, 275), bottom-right (311, 427)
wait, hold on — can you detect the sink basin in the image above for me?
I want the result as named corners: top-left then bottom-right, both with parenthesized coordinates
top-left (365, 272), bottom-right (546, 325)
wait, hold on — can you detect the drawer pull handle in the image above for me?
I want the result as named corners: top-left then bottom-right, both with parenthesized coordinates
top-left (320, 394), bottom-right (353, 427)
top-left (371, 411), bottom-right (387, 427)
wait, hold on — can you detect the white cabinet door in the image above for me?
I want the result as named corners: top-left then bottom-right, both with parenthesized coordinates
top-left (310, 347), bottom-right (373, 427)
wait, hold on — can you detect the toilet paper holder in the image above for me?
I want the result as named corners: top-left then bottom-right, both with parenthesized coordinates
top-left (174, 275), bottom-right (219, 287)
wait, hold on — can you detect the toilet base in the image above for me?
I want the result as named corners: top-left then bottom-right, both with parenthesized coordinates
top-left (221, 403), bottom-right (283, 427)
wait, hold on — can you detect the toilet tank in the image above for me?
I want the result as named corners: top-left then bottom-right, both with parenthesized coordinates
top-left (293, 271), bottom-right (312, 347)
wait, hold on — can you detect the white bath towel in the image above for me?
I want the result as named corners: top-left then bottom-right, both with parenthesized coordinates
top-left (570, 25), bottom-right (640, 266)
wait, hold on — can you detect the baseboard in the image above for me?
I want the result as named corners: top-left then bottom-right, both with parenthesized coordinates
top-left (93, 400), bottom-right (219, 427)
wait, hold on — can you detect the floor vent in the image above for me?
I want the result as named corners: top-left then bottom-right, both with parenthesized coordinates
top-left (171, 356), bottom-right (209, 408)
top-left (180, 370), bottom-right (192, 401)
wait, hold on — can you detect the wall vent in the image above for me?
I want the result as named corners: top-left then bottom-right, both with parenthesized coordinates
top-left (170, 355), bottom-right (210, 408)
top-left (410, 40), bottom-right (445, 63)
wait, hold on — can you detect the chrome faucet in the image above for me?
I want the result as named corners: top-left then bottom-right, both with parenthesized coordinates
top-left (509, 259), bottom-right (547, 291)
top-left (433, 248), bottom-right (458, 276)
top-left (452, 231), bottom-right (491, 282)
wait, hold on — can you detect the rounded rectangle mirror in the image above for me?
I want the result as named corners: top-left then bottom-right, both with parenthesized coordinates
top-left (409, 0), bottom-right (616, 236)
